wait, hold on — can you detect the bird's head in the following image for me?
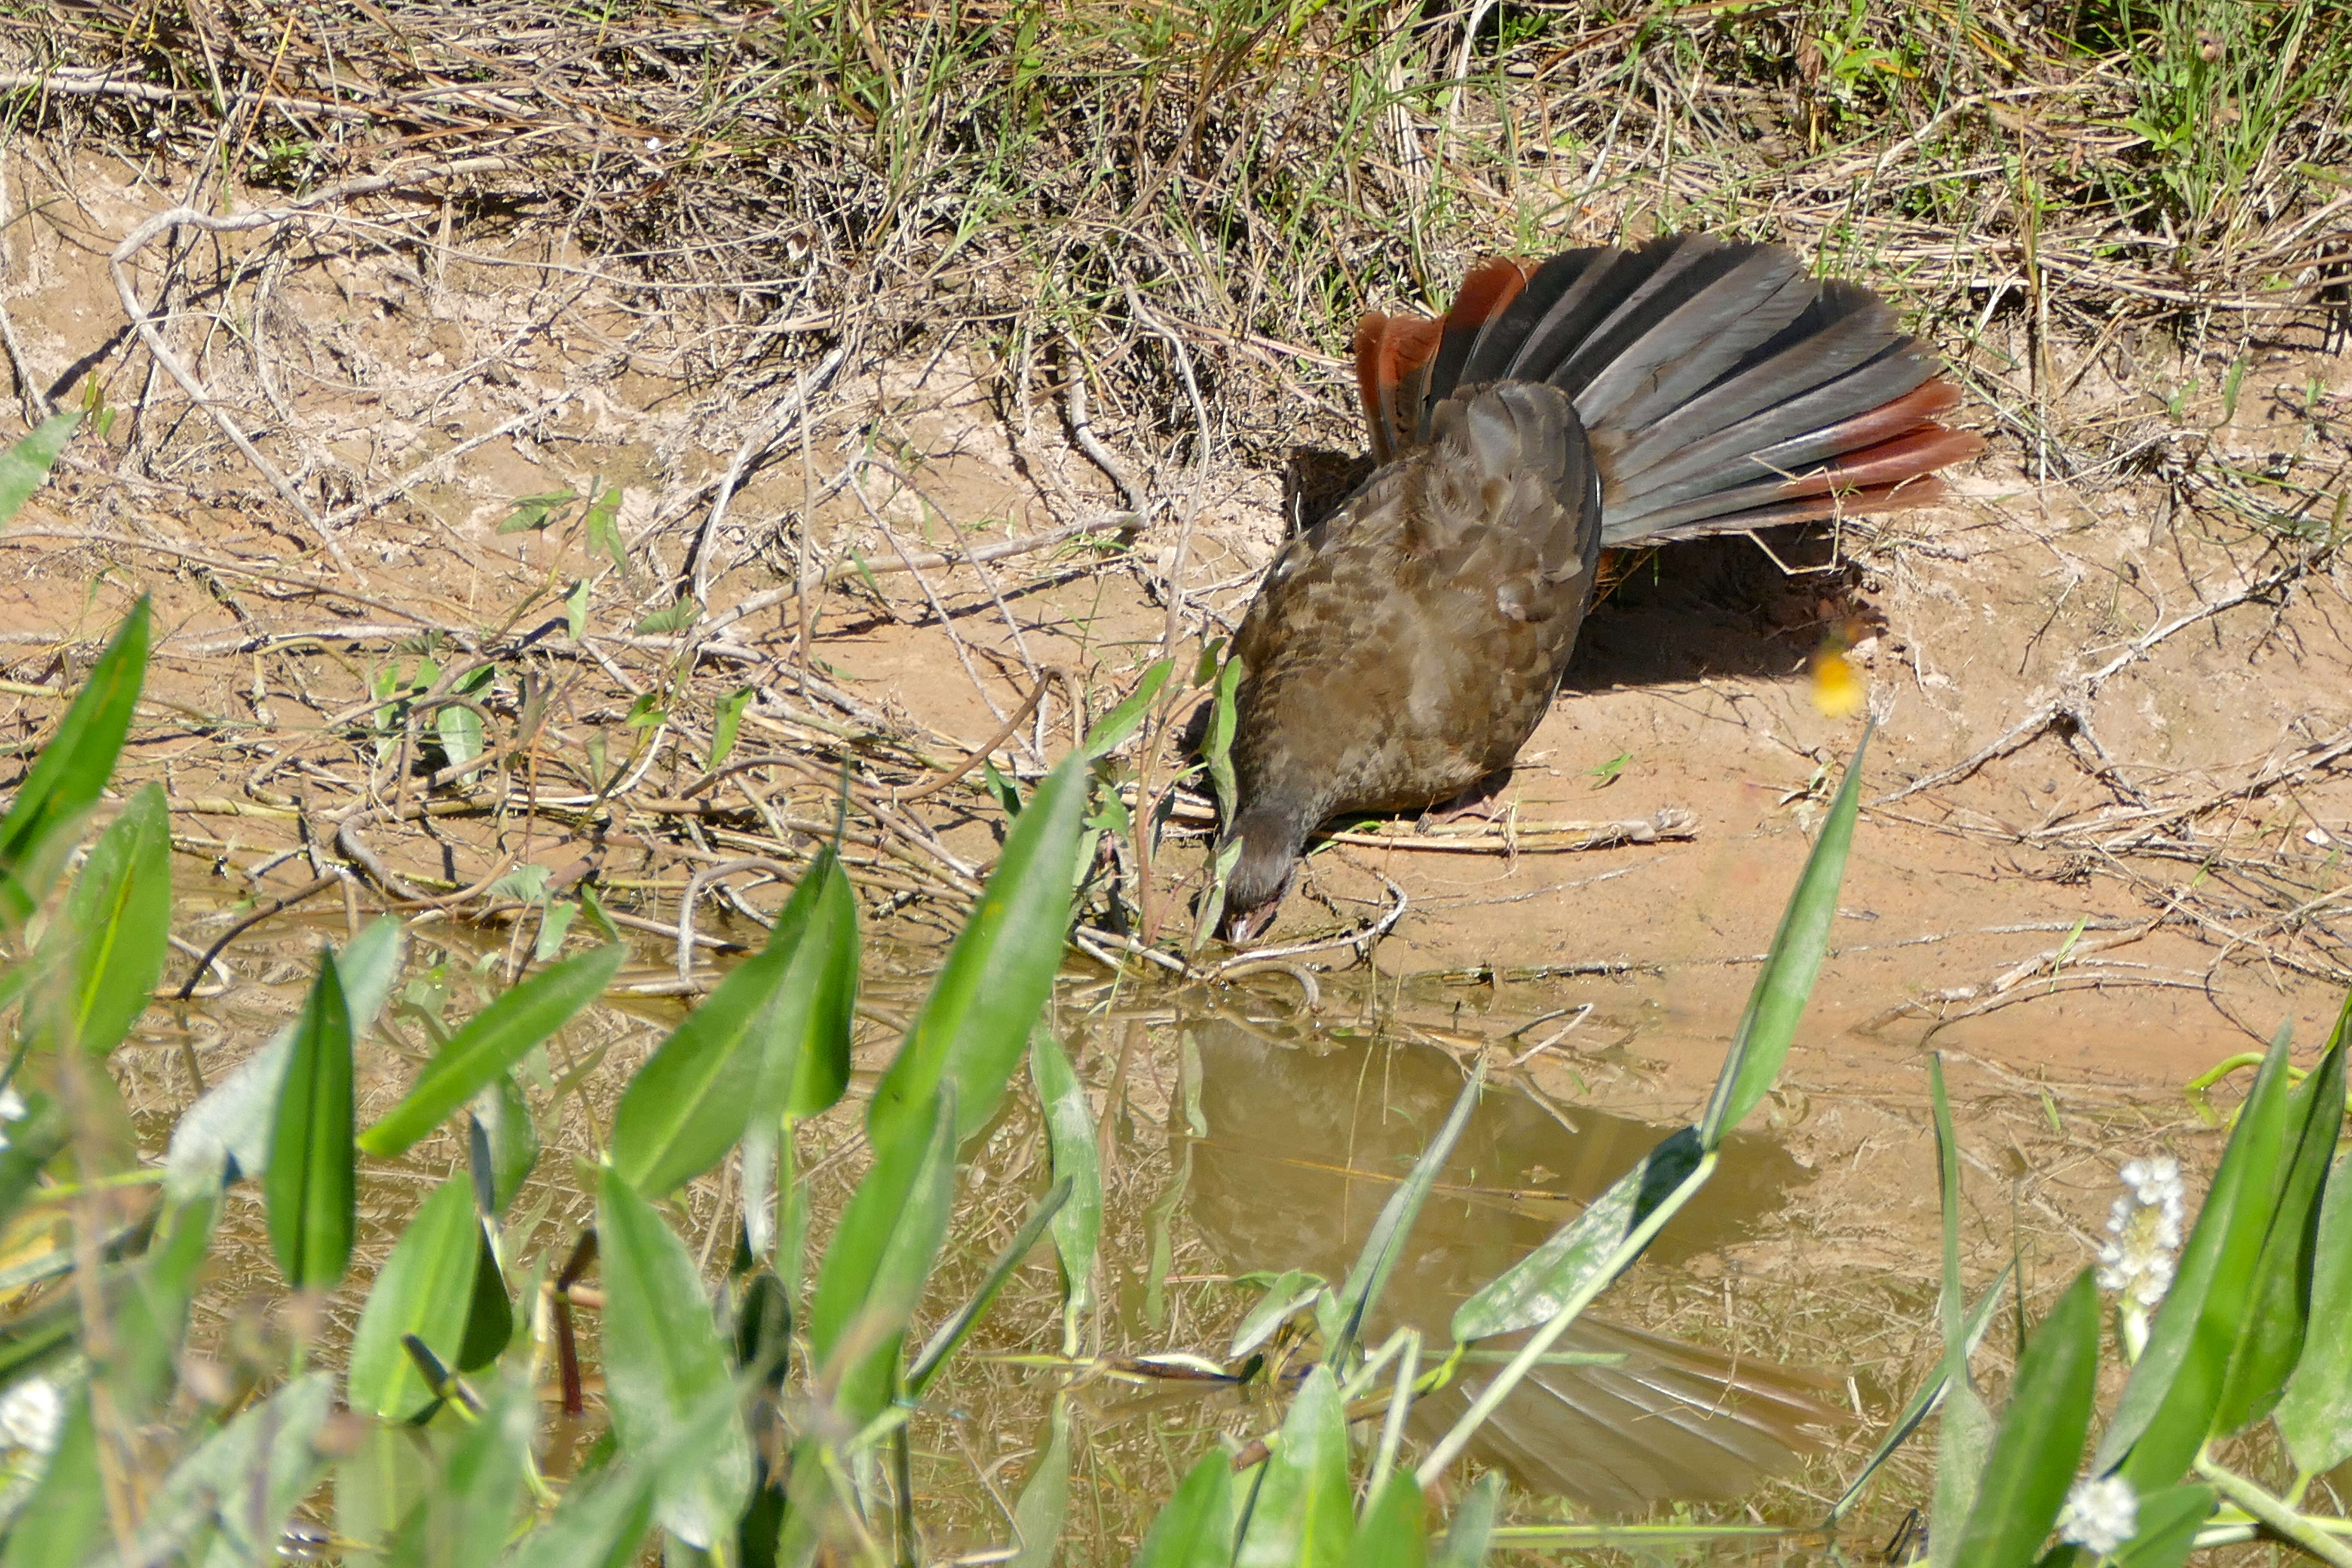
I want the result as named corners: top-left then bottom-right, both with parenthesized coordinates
top-left (1218, 802), bottom-right (1309, 943)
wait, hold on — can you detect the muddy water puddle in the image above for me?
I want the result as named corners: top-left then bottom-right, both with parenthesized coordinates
top-left (125, 907), bottom-right (2254, 1564)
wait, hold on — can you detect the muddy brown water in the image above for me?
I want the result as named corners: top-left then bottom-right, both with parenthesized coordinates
top-left (107, 903), bottom-right (2274, 1565)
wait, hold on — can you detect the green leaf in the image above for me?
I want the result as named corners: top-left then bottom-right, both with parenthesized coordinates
top-left (1923, 1053), bottom-right (2000, 1564)
top-left (109, 1191), bottom-right (220, 1419)
top-left (346, 1177), bottom-right (484, 1419)
top-left (809, 1088), bottom-right (958, 1427)
top-left (2106, 1483), bottom-right (2216, 1568)
top-left (1236, 1365), bottom-right (1352, 1568)
top-left (595, 1165), bottom-right (754, 1548)
top-left (1231, 1268), bottom-right (1323, 1361)
top-left (1332, 1060), bottom-right (1484, 1365)
top-left (1007, 1394), bottom-right (1074, 1568)
top-left (384, 1376), bottom-right (533, 1568)
top-left (132, 1373), bottom-right (334, 1563)
top-left (1134, 1450), bottom-right (1235, 1568)
top-left (166, 918), bottom-right (404, 1200)
top-left (1203, 653), bottom-right (1243, 822)
top-left (1697, 724), bottom-right (1867, 1148)
top-left (1084, 659), bottom-right (1171, 756)
top-left (438, 701), bottom-right (484, 768)
top-left (1344, 1473), bottom-right (1427, 1568)
top-left (2276, 992), bottom-right (2352, 1473)
top-left (868, 754), bottom-right (1085, 1148)
top-left (456, 1221), bottom-right (514, 1372)
top-left (1429, 1473), bottom-right (1501, 1568)
top-left (470, 1069), bottom-right (541, 1213)
top-left (39, 780), bottom-right (171, 1056)
top-left (1452, 1127), bottom-right (1709, 1341)
top-left (497, 488), bottom-right (578, 533)
top-left (635, 599), bottom-right (694, 634)
top-left (0, 1388), bottom-right (104, 1568)
top-left (508, 1462), bottom-right (655, 1568)
top-left (1031, 1031), bottom-right (1102, 1356)
top-left (266, 952), bottom-right (357, 1291)
top-left (360, 945), bottom-right (622, 1157)
top-left (609, 934), bottom-right (793, 1197)
top-left (0, 408), bottom-right (81, 527)
top-left (906, 1177), bottom-right (1071, 1400)
top-left (1946, 1271), bottom-right (2101, 1568)
top-left (2214, 1024), bottom-right (2345, 1432)
top-left (0, 597), bottom-right (149, 928)
top-left (747, 848), bottom-right (858, 1126)
top-left (2099, 1022), bottom-right (2296, 1486)
top-left (711, 687), bottom-right (753, 770)
top-left (584, 486), bottom-right (627, 570)
top-left (566, 578), bottom-right (591, 640)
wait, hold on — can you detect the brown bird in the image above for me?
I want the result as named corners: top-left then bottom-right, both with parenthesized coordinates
top-left (1221, 233), bottom-right (1984, 936)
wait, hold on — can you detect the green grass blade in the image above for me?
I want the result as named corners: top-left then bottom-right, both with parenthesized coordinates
top-left (1235, 1364), bottom-right (1352, 1568)
top-left (1132, 1449), bottom-right (1235, 1568)
top-left (2214, 1021), bottom-right (2345, 1432)
top-left (345, 1177), bottom-right (484, 1419)
top-left (1946, 1270), bottom-right (2101, 1568)
top-left (2099, 1021), bottom-right (2295, 1485)
top-left (1452, 1126), bottom-right (1709, 1341)
top-left (1007, 1393), bottom-right (1074, 1568)
top-left (0, 597), bottom-right (149, 929)
top-left (595, 1165), bottom-right (754, 1548)
top-left (2274, 990), bottom-right (2352, 1473)
top-left (1698, 723), bottom-right (1868, 1148)
top-left (165, 918), bottom-right (403, 1200)
top-left (809, 1087), bottom-right (959, 1427)
top-left (360, 944), bottom-right (622, 1157)
top-left (265, 952), bottom-right (356, 1292)
top-left (1430, 1472), bottom-right (1501, 1568)
top-left (41, 781), bottom-right (170, 1057)
top-left (1343, 1472), bottom-right (1426, 1568)
top-left (869, 754), bottom-right (1085, 1147)
top-left (1032, 1031), bottom-right (1102, 1356)
top-left (0, 409), bottom-right (80, 527)
top-left (1333, 1059), bottom-right (1485, 1367)
top-left (1834, 1265), bottom-right (2009, 1528)
top-left (609, 940), bottom-right (793, 1196)
top-left (1923, 1053), bottom-right (1998, 1564)
top-left (906, 1176), bottom-right (1072, 1400)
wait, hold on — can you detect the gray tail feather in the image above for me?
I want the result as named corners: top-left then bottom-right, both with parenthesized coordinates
top-left (1411, 233), bottom-right (1984, 545)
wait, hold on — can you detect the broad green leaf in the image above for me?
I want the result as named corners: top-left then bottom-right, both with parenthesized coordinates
top-left (507, 1462), bottom-right (654, 1568)
top-left (37, 781), bottom-right (171, 1057)
top-left (1084, 658), bottom-right (1172, 756)
top-left (2106, 1483), bottom-right (2216, 1568)
top-left (1333, 1060), bottom-right (1485, 1365)
top-left (595, 1166), bottom-right (753, 1548)
top-left (868, 755), bottom-right (1085, 1147)
top-left (497, 488), bottom-right (577, 533)
top-left (335, 1422), bottom-right (434, 1568)
top-left (1203, 654), bottom-right (1243, 822)
top-left (1134, 1450), bottom-right (1234, 1568)
top-left (584, 485), bottom-right (627, 571)
top-left (109, 1190), bottom-right (220, 1419)
top-left (384, 1376), bottom-right (533, 1568)
top-left (2214, 1026), bottom-right (2345, 1432)
top-left (1429, 1473), bottom-right (1501, 1568)
top-left (0, 1088), bottom-right (63, 1237)
top-left (438, 701), bottom-right (484, 768)
top-left (1946, 1271), bottom-right (2101, 1568)
top-left (1236, 1365), bottom-right (1352, 1568)
top-left (2100, 1023), bottom-right (2295, 1485)
top-left (0, 408), bottom-right (81, 526)
top-left (166, 918), bottom-right (404, 1200)
top-left (747, 848), bottom-right (858, 1125)
top-left (1698, 725), bottom-right (1867, 1148)
top-left (810, 1089), bottom-right (958, 1427)
top-left (1031, 1031), bottom-right (1102, 1355)
top-left (2277, 991), bottom-right (2352, 1473)
top-left (0, 597), bottom-right (149, 928)
top-left (360, 945), bottom-right (622, 1156)
top-left (346, 1177), bottom-right (483, 1419)
top-left (609, 935), bottom-right (793, 1197)
top-left (1006, 1394), bottom-right (1073, 1568)
top-left (1344, 1473), bottom-right (1426, 1568)
top-left (635, 599), bottom-right (694, 634)
top-left (456, 1223), bottom-right (514, 1372)
top-left (470, 1069), bottom-right (540, 1213)
top-left (906, 1176), bottom-right (1071, 1399)
top-left (266, 952), bottom-right (357, 1291)
top-left (1453, 1127), bottom-right (1710, 1340)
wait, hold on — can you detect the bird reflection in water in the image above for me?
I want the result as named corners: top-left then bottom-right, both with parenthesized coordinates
top-left (1182, 1017), bottom-right (1850, 1514)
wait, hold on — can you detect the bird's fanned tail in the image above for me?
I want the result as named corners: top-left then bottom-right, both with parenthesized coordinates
top-left (1352, 233), bottom-right (1984, 543)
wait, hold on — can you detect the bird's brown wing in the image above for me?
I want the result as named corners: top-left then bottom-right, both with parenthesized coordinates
top-left (1231, 381), bottom-right (1602, 822)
